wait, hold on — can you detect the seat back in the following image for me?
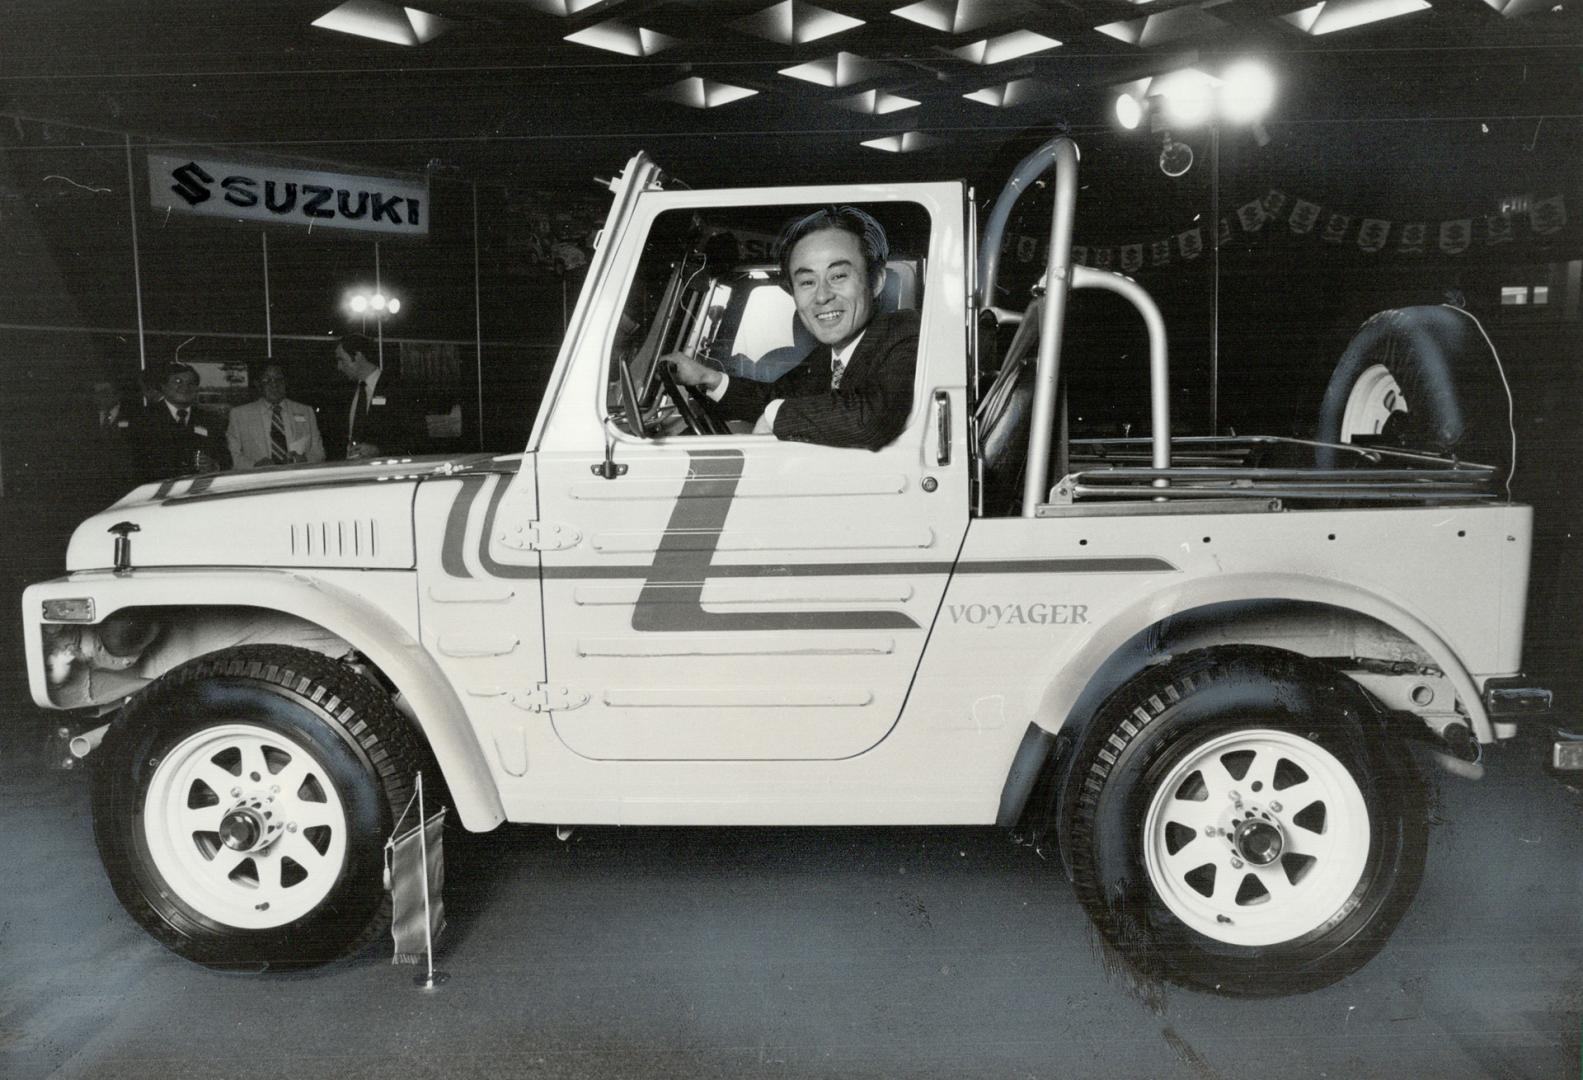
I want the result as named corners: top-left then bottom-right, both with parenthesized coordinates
top-left (974, 300), bottom-right (1043, 515)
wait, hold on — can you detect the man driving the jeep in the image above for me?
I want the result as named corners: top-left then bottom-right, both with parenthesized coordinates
top-left (666, 205), bottom-right (918, 452)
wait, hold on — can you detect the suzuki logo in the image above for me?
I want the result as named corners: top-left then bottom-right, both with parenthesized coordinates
top-left (170, 161), bottom-right (214, 206)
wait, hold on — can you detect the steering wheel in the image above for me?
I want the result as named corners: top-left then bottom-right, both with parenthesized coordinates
top-left (657, 361), bottom-right (725, 436)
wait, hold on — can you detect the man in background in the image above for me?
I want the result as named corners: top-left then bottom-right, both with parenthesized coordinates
top-left (333, 332), bottom-right (425, 459)
top-left (128, 362), bottom-right (230, 479)
top-left (226, 361), bottom-right (325, 470)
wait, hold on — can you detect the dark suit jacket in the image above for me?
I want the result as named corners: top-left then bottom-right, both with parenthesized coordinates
top-left (127, 401), bottom-right (232, 481)
top-left (346, 374), bottom-right (426, 457)
top-left (716, 308), bottom-right (920, 451)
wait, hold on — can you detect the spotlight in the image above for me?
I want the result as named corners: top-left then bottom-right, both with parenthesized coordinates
top-left (1115, 92), bottom-right (1144, 131)
top-left (370, 293), bottom-right (388, 311)
top-left (1221, 60), bottom-right (1275, 125)
top-left (350, 294), bottom-right (369, 313)
top-left (1158, 70), bottom-right (1214, 128)
top-left (387, 297), bottom-right (401, 314)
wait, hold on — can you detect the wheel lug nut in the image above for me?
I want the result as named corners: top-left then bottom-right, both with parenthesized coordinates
top-left (231, 787), bottom-right (242, 798)
top-left (271, 785), bottom-right (280, 794)
top-left (1231, 857), bottom-right (1245, 869)
top-left (1270, 801), bottom-right (1282, 813)
top-left (1228, 790), bottom-right (1240, 802)
top-left (287, 822), bottom-right (299, 833)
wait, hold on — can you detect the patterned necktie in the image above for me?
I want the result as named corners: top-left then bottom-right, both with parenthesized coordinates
top-left (349, 382), bottom-right (368, 448)
top-left (269, 404), bottom-right (289, 464)
top-left (831, 357), bottom-right (846, 389)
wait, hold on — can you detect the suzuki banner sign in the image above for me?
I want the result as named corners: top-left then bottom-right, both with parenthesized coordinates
top-left (148, 153), bottom-right (429, 237)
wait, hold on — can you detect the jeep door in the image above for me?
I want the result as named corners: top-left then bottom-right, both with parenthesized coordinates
top-left (532, 182), bottom-right (970, 760)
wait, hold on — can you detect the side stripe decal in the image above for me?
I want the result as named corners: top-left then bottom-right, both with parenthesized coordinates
top-left (630, 451), bottom-right (919, 632)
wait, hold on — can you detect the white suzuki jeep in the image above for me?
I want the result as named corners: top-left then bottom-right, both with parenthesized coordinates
top-left (22, 138), bottom-right (1547, 995)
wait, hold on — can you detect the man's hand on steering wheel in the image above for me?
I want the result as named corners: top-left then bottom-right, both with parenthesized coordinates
top-left (657, 353), bottom-right (725, 436)
top-left (663, 351), bottom-right (722, 393)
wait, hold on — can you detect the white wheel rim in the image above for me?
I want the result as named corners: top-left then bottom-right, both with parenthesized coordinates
top-left (1339, 363), bottom-right (1408, 442)
top-left (143, 723), bottom-right (349, 930)
top-left (1142, 728), bottom-right (1371, 947)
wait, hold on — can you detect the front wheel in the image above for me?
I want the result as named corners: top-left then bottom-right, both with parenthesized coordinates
top-left (1064, 648), bottom-right (1426, 996)
top-left (92, 645), bottom-right (423, 969)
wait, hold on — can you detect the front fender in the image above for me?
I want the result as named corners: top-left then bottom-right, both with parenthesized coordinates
top-left (22, 568), bottom-right (505, 830)
top-left (1033, 571), bottom-right (1492, 743)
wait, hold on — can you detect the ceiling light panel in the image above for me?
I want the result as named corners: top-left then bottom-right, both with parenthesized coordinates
top-left (780, 52), bottom-right (888, 88)
top-left (651, 77), bottom-right (758, 109)
top-left (861, 132), bottom-right (938, 152)
top-left (735, 1), bottom-right (865, 45)
top-left (518, 0), bottom-right (607, 15)
top-left (312, 0), bottom-right (452, 46)
top-left (962, 78), bottom-right (1051, 107)
top-left (837, 90), bottom-right (920, 114)
top-left (1281, 0), bottom-right (1431, 35)
top-left (565, 19), bottom-right (676, 56)
top-left (1482, 0), bottom-right (1554, 14)
top-left (891, 0), bottom-right (1001, 33)
top-left (954, 30), bottom-right (1060, 65)
top-left (1096, 6), bottom-right (1225, 46)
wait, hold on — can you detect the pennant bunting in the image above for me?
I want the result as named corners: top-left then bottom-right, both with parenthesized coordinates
top-left (1357, 219), bottom-right (1390, 253)
top-left (1237, 199), bottom-right (1267, 233)
top-left (1120, 243), bottom-right (1143, 273)
top-left (1178, 226), bottom-right (1203, 260)
top-left (1399, 222), bottom-right (1427, 253)
top-left (1439, 219), bottom-right (1472, 255)
top-left (1290, 200), bottom-right (1321, 235)
top-left (1322, 212), bottom-right (1351, 244)
top-left (1531, 195), bottom-right (1567, 235)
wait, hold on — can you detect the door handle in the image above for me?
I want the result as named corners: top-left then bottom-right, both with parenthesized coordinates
top-left (934, 390), bottom-right (951, 467)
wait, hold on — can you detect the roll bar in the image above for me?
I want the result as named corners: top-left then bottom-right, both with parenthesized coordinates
top-left (977, 136), bottom-right (1173, 516)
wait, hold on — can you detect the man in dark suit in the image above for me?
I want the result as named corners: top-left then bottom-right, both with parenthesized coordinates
top-left (333, 332), bottom-right (425, 459)
top-left (668, 205), bottom-right (917, 452)
top-left (128, 362), bottom-right (230, 481)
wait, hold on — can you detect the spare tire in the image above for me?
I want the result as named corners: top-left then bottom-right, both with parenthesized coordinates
top-left (1315, 305), bottom-right (1511, 474)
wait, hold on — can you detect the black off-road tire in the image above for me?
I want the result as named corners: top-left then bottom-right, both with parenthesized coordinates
top-left (1315, 304), bottom-right (1511, 473)
top-left (1063, 647), bottom-right (1427, 996)
top-left (92, 645), bottom-right (424, 970)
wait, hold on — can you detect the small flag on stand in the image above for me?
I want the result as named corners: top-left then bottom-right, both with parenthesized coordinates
top-left (385, 772), bottom-right (448, 985)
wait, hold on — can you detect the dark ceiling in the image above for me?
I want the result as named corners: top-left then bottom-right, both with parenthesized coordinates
top-left (1, 0), bottom-right (1579, 195)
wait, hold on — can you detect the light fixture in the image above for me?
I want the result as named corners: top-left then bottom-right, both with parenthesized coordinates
top-left (1281, 0), bottom-right (1431, 35)
top-left (861, 132), bottom-right (938, 152)
top-left (517, 0), bottom-right (605, 14)
top-left (565, 19), bottom-right (676, 57)
top-left (837, 90), bottom-right (919, 115)
top-left (1115, 91), bottom-right (1145, 130)
top-left (892, 0), bottom-right (1001, 33)
top-left (311, 0), bottom-right (452, 46)
top-left (953, 29), bottom-right (1060, 64)
top-left (344, 287), bottom-right (404, 318)
top-left (1110, 60), bottom-right (1276, 133)
top-left (963, 78), bottom-right (1052, 108)
top-left (779, 52), bottom-right (889, 88)
top-left (1220, 60), bottom-right (1275, 124)
top-left (650, 77), bottom-right (758, 109)
top-left (735, 1), bottom-right (864, 45)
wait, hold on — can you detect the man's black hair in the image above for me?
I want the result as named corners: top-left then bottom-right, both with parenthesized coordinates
top-left (161, 362), bottom-right (199, 386)
top-left (338, 331), bottom-right (378, 366)
top-left (775, 205), bottom-right (889, 294)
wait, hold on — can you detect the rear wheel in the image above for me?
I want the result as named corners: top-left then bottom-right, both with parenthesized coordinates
top-left (92, 645), bottom-right (422, 969)
top-left (1065, 648), bottom-right (1426, 996)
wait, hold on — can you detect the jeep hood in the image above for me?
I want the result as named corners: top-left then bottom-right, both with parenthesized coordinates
top-left (64, 454), bottom-right (517, 572)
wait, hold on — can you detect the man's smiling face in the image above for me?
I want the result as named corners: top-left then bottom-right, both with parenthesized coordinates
top-left (788, 227), bottom-right (882, 352)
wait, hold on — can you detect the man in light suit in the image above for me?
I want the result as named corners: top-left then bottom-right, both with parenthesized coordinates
top-left (227, 362), bottom-right (325, 470)
top-left (667, 205), bottom-right (918, 452)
